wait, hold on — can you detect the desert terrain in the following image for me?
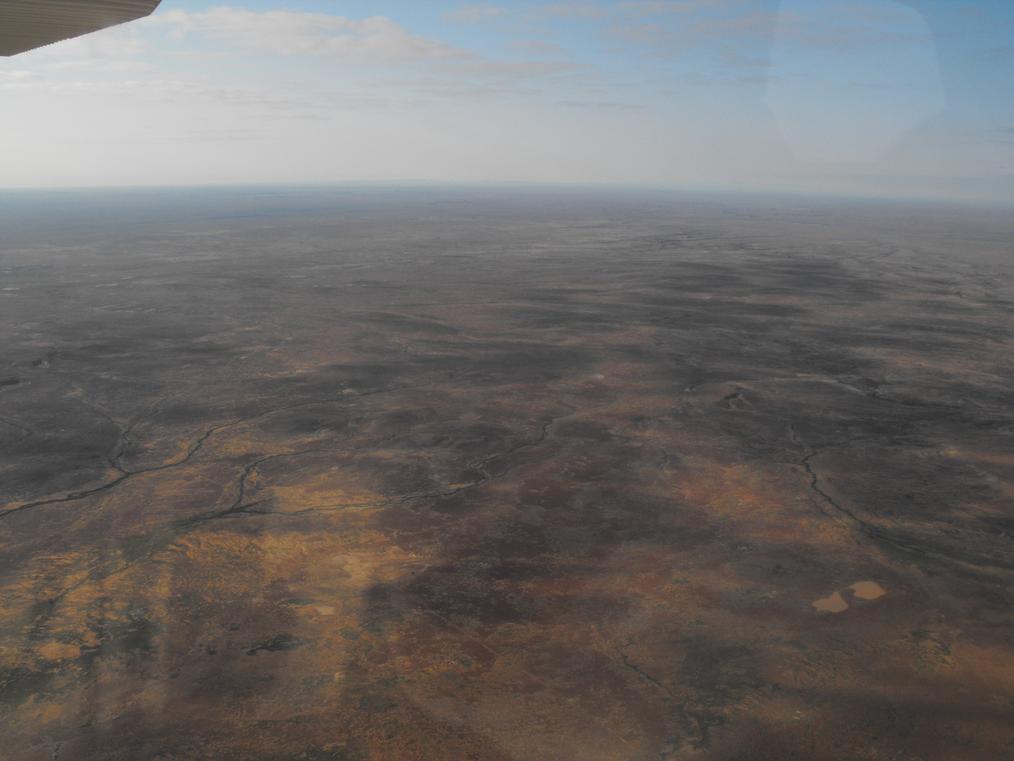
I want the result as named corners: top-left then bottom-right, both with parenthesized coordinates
top-left (1, 188), bottom-right (1012, 760)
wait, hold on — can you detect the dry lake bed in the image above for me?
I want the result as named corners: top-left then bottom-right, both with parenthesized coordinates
top-left (1, 187), bottom-right (1013, 760)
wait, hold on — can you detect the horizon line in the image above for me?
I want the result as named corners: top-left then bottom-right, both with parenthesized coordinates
top-left (2, 179), bottom-right (1013, 210)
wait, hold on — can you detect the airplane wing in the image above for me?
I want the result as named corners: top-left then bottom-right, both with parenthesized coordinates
top-left (0, 0), bottom-right (162, 56)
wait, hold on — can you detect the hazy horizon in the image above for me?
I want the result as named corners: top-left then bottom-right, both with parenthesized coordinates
top-left (2, 181), bottom-right (1013, 210)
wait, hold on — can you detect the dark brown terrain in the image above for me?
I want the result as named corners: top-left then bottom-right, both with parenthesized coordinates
top-left (1, 187), bottom-right (1013, 761)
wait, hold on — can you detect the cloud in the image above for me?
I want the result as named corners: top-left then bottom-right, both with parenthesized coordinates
top-left (0, 70), bottom-right (36, 84)
top-left (538, 3), bottom-right (609, 19)
top-left (157, 7), bottom-right (465, 64)
top-left (510, 39), bottom-right (567, 55)
top-left (607, 23), bottom-right (679, 51)
top-left (382, 57), bottom-right (586, 105)
top-left (616, 0), bottom-right (743, 15)
top-left (151, 6), bottom-right (584, 92)
top-left (605, 3), bottom-right (778, 58)
top-left (985, 45), bottom-right (1014, 58)
top-left (376, 75), bottom-right (531, 101)
top-left (703, 11), bottom-right (778, 35)
top-left (0, 3), bottom-right (590, 121)
top-left (446, 58), bottom-right (582, 79)
top-left (0, 75), bottom-right (311, 110)
top-left (556, 99), bottom-right (644, 110)
top-left (607, 1), bottom-right (925, 61)
top-left (0, 70), bottom-right (44, 94)
top-left (445, 4), bottom-right (508, 24)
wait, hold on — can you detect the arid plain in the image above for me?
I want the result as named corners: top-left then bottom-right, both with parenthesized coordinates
top-left (1, 188), bottom-right (1013, 761)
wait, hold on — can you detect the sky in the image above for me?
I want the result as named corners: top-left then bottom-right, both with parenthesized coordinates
top-left (1, 0), bottom-right (1013, 202)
